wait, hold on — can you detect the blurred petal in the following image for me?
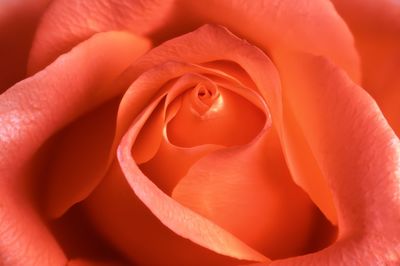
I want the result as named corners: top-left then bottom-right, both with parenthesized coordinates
top-left (0, 0), bottom-right (51, 92)
top-left (28, 0), bottom-right (174, 73)
top-left (267, 51), bottom-right (400, 265)
top-left (331, 0), bottom-right (400, 135)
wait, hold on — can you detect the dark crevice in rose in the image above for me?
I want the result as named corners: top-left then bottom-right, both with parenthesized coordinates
top-left (47, 204), bottom-right (130, 264)
top-left (0, 1), bottom-right (52, 93)
top-left (26, 97), bottom-right (128, 262)
top-left (303, 206), bottom-right (338, 254)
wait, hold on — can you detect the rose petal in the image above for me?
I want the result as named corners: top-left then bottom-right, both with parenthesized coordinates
top-left (117, 96), bottom-right (268, 262)
top-left (44, 98), bottom-right (119, 218)
top-left (171, 126), bottom-right (319, 259)
top-left (175, 0), bottom-right (361, 82)
top-left (166, 87), bottom-right (266, 147)
top-left (0, 35), bottom-right (150, 259)
top-left (330, 0), bottom-right (400, 135)
top-left (0, 0), bottom-right (51, 92)
top-left (265, 51), bottom-right (400, 265)
top-left (85, 159), bottom-right (262, 265)
top-left (28, 0), bottom-right (174, 73)
top-left (0, 180), bottom-right (67, 265)
top-left (67, 259), bottom-right (126, 266)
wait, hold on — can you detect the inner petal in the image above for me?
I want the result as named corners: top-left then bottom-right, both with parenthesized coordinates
top-left (166, 86), bottom-right (266, 147)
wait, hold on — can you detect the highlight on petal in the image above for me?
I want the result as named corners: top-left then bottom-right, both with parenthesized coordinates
top-left (0, 0), bottom-right (51, 92)
top-left (266, 50), bottom-right (400, 265)
top-left (28, 0), bottom-right (174, 73)
top-left (330, 0), bottom-right (400, 135)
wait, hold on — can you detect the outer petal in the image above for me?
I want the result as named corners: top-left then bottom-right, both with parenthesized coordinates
top-left (266, 51), bottom-right (400, 265)
top-left (28, 0), bottom-right (361, 84)
top-left (175, 0), bottom-right (361, 82)
top-left (0, 170), bottom-right (66, 266)
top-left (0, 31), bottom-right (149, 264)
top-left (0, 0), bottom-right (51, 92)
top-left (330, 0), bottom-right (400, 135)
top-left (28, 0), bottom-right (174, 73)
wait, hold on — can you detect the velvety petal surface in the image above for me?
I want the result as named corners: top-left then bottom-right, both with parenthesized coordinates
top-left (171, 126), bottom-right (317, 260)
top-left (265, 51), bottom-right (400, 265)
top-left (174, 0), bottom-right (361, 82)
top-left (27, 0), bottom-right (174, 73)
top-left (28, 0), bottom-right (361, 84)
top-left (0, 0), bottom-right (51, 92)
top-left (0, 31), bottom-right (149, 265)
top-left (85, 158), bottom-right (256, 266)
top-left (331, 0), bottom-right (400, 135)
top-left (118, 96), bottom-right (268, 262)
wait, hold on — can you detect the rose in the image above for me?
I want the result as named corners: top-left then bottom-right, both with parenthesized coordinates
top-left (1, 0), bottom-right (399, 265)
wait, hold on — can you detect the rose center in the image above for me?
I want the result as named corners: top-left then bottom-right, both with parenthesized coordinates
top-left (165, 80), bottom-right (266, 148)
top-left (190, 82), bottom-right (222, 116)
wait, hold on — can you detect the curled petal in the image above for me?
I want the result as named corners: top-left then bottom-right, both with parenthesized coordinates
top-left (117, 96), bottom-right (268, 262)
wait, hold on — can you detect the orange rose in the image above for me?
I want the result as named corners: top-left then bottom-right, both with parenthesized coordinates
top-left (1, 1), bottom-right (399, 265)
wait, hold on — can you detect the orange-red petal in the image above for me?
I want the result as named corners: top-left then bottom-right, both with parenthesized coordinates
top-left (28, 0), bottom-right (173, 73)
top-left (331, 0), bottom-right (400, 136)
top-left (266, 51), bottom-right (400, 265)
top-left (0, 32), bottom-right (149, 264)
top-left (174, 0), bottom-right (360, 82)
top-left (0, 0), bottom-right (51, 92)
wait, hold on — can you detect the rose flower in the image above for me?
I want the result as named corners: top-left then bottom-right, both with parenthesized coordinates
top-left (0, 0), bottom-right (399, 265)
